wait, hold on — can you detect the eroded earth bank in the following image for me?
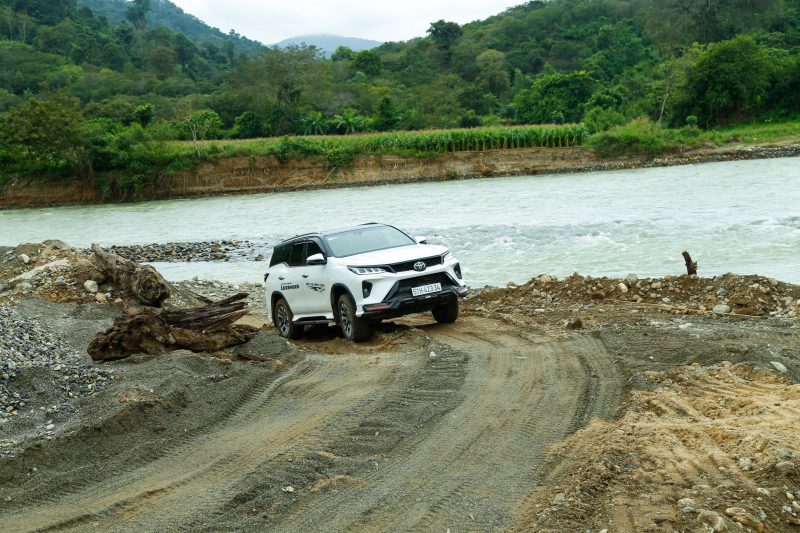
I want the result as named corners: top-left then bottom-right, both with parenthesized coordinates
top-left (0, 242), bottom-right (799, 532)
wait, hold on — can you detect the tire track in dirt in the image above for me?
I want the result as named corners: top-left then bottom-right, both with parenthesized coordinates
top-left (268, 317), bottom-right (623, 532)
top-left (0, 352), bottom-right (423, 532)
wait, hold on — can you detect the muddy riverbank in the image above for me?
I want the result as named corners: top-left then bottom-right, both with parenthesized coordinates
top-left (2, 143), bottom-right (799, 209)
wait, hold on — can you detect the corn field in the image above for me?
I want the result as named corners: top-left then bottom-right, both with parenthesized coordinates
top-left (182, 125), bottom-right (589, 171)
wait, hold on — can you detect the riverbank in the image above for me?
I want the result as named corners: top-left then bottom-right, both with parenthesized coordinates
top-left (2, 142), bottom-right (799, 209)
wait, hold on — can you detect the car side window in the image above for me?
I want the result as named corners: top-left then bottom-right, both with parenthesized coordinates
top-left (269, 245), bottom-right (288, 267)
top-left (287, 243), bottom-right (304, 267)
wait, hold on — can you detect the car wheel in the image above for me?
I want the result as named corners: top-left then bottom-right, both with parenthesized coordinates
top-left (274, 298), bottom-right (302, 340)
top-left (432, 298), bottom-right (459, 324)
top-left (338, 293), bottom-right (371, 342)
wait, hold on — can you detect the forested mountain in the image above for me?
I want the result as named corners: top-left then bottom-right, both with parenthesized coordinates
top-left (1, 0), bottom-right (799, 185)
top-left (275, 35), bottom-right (382, 57)
top-left (76, 0), bottom-right (264, 55)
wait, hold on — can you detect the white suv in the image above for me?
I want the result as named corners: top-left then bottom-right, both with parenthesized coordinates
top-left (264, 223), bottom-right (467, 342)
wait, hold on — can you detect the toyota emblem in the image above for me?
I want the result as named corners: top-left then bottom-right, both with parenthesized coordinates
top-left (413, 261), bottom-right (427, 272)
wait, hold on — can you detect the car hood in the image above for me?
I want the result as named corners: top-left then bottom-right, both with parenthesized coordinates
top-left (343, 244), bottom-right (448, 266)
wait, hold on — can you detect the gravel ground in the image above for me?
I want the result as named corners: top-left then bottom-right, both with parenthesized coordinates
top-left (0, 304), bottom-right (114, 435)
top-left (105, 240), bottom-right (264, 263)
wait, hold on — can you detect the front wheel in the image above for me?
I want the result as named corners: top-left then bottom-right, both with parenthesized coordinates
top-left (432, 298), bottom-right (459, 324)
top-left (274, 298), bottom-right (302, 340)
top-left (338, 293), bottom-right (371, 342)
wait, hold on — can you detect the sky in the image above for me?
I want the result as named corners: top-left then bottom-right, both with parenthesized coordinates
top-left (169, 0), bottom-right (524, 44)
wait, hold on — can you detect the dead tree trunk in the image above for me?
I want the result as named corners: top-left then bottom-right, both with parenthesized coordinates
top-left (682, 251), bottom-right (698, 276)
top-left (91, 244), bottom-right (171, 307)
top-left (88, 293), bottom-right (257, 361)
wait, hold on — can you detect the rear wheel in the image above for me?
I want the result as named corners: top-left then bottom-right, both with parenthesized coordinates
top-left (338, 293), bottom-right (371, 342)
top-left (432, 298), bottom-right (459, 324)
top-left (274, 298), bottom-right (302, 340)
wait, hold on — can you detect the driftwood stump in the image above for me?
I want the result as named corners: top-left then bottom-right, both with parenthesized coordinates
top-left (682, 251), bottom-right (698, 276)
top-left (91, 243), bottom-right (171, 307)
top-left (88, 293), bottom-right (258, 361)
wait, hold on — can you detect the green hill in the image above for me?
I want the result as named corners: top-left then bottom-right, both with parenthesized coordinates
top-left (77, 0), bottom-right (264, 55)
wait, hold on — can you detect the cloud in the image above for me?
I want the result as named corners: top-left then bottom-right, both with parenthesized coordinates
top-left (169, 0), bottom-right (522, 44)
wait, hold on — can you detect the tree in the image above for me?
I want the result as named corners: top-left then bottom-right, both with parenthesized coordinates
top-left (179, 108), bottom-right (223, 155)
top-left (373, 97), bottom-right (400, 131)
top-left (125, 0), bottom-right (151, 31)
top-left (149, 46), bottom-right (176, 79)
top-left (1, 91), bottom-right (86, 165)
top-left (513, 71), bottom-right (596, 124)
top-left (231, 111), bottom-right (262, 138)
top-left (133, 104), bottom-right (155, 127)
top-left (427, 20), bottom-right (462, 53)
top-left (675, 36), bottom-right (772, 125)
top-left (352, 50), bottom-right (381, 76)
top-left (331, 46), bottom-right (354, 62)
top-left (333, 109), bottom-right (369, 134)
top-left (299, 111), bottom-right (328, 135)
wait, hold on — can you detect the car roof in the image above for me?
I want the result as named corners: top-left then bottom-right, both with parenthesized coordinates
top-left (277, 222), bottom-right (386, 245)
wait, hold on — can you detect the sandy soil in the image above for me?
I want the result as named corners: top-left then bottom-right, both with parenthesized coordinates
top-left (0, 244), bottom-right (799, 532)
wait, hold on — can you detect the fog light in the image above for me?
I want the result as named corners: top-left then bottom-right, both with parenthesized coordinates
top-left (453, 263), bottom-right (462, 279)
top-left (362, 281), bottom-right (373, 298)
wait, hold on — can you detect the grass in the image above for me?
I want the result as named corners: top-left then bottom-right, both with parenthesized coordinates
top-left (589, 118), bottom-right (800, 157)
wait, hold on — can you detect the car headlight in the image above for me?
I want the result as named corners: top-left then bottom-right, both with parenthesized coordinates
top-left (348, 266), bottom-right (387, 275)
top-left (442, 251), bottom-right (454, 262)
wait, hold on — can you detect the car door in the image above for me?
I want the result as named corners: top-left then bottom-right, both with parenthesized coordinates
top-left (299, 239), bottom-right (331, 316)
top-left (277, 242), bottom-right (305, 312)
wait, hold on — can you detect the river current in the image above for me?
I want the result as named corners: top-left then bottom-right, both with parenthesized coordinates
top-left (2, 157), bottom-right (799, 286)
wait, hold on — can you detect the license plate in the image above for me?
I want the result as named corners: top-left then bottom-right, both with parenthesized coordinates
top-left (412, 283), bottom-right (442, 297)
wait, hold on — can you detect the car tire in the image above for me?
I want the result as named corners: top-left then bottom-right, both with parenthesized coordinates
top-left (338, 293), bottom-right (371, 342)
top-left (432, 298), bottom-right (459, 324)
top-left (274, 298), bottom-right (302, 340)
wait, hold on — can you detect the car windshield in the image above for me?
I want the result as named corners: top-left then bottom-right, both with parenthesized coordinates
top-left (325, 226), bottom-right (415, 257)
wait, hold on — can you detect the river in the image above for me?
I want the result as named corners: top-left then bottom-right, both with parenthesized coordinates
top-left (2, 157), bottom-right (799, 286)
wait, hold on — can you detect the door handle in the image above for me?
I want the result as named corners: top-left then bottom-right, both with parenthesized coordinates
top-left (302, 274), bottom-right (309, 278)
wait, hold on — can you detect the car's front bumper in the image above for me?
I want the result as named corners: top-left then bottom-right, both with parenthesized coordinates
top-left (360, 285), bottom-right (468, 319)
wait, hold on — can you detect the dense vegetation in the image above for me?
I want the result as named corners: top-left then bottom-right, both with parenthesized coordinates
top-left (1, 0), bottom-right (799, 194)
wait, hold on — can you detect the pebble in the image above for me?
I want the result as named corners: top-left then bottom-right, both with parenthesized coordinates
top-left (429, 351), bottom-right (437, 359)
top-left (19, 254), bottom-right (30, 264)
top-left (678, 323), bottom-right (693, 330)
top-left (774, 461), bottom-right (795, 474)
top-left (713, 304), bottom-right (732, 314)
top-left (756, 488), bottom-right (771, 497)
top-left (770, 361), bottom-right (787, 373)
top-left (697, 509), bottom-right (727, 532)
top-left (552, 493), bottom-right (566, 504)
top-left (724, 507), bottom-right (763, 532)
top-left (738, 457), bottom-right (754, 471)
top-left (106, 240), bottom-right (260, 263)
top-left (617, 283), bottom-right (628, 293)
top-left (0, 305), bottom-right (113, 424)
top-left (84, 280), bottom-right (98, 293)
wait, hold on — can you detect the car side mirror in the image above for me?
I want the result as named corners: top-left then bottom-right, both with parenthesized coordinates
top-left (306, 253), bottom-right (327, 265)
top-left (415, 236), bottom-right (428, 244)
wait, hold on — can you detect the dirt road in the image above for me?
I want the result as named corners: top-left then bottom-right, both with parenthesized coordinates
top-left (1, 317), bottom-right (623, 532)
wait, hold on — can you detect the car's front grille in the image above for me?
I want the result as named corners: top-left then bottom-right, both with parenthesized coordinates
top-left (384, 272), bottom-right (455, 301)
top-left (389, 255), bottom-right (443, 273)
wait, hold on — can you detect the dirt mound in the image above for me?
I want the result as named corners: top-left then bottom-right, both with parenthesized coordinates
top-left (0, 242), bottom-right (208, 309)
top-left (515, 362), bottom-right (800, 531)
top-left (466, 273), bottom-right (800, 329)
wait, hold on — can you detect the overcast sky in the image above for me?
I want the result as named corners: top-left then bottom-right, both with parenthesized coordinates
top-left (169, 1), bottom-right (524, 44)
